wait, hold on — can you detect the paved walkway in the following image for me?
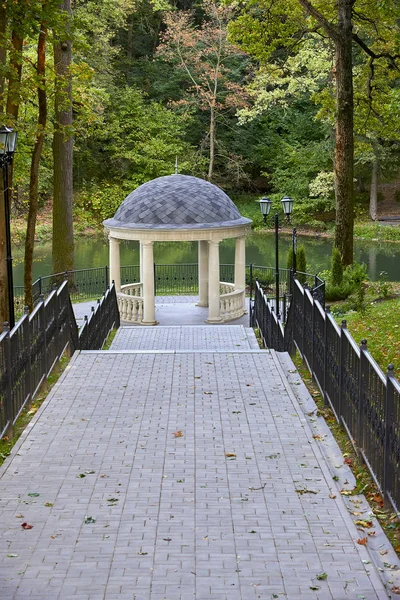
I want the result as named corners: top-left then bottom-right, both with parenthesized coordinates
top-left (0, 325), bottom-right (398, 599)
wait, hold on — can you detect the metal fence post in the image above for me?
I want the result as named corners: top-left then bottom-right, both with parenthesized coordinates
top-left (338, 319), bottom-right (347, 425)
top-left (384, 364), bottom-right (395, 505)
top-left (323, 306), bottom-right (330, 407)
top-left (3, 322), bottom-right (13, 437)
top-left (40, 295), bottom-right (48, 377)
top-left (23, 307), bottom-right (32, 409)
top-left (105, 265), bottom-right (109, 291)
top-left (38, 276), bottom-right (42, 297)
top-left (358, 339), bottom-right (367, 446)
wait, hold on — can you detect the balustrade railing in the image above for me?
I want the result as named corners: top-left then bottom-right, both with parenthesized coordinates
top-left (253, 275), bottom-right (400, 513)
top-left (118, 283), bottom-right (143, 323)
top-left (219, 283), bottom-right (245, 321)
top-left (0, 282), bottom-right (119, 439)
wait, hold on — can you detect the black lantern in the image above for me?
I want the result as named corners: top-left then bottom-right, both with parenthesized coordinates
top-left (0, 125), bottom-right (18, 329)
top-left (259, 197), bottom-right (273, 224)
top-left (281, 195), bottom-right (294, 221)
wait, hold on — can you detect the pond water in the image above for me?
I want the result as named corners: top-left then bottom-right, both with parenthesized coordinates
top-left (12, 231), bottom-right (400, 287)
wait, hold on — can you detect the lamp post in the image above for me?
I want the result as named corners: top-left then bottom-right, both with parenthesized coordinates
top-left (258, 195), bottom-right (294, 318)
top-left (259, 197), bottom-right (273, 224)
top-left (0, 126), bottom-right (18, 329)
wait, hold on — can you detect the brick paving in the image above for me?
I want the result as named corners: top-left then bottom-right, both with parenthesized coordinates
top-left (0, 326), bottom-right (393, 599)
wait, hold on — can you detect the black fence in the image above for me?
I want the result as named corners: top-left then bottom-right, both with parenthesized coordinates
top-left (15, 264), bottom-right (324, 308)
top-left (253, 276), bottom-right (400, 513)
top-left (0, 281), bottom-right (120, 439)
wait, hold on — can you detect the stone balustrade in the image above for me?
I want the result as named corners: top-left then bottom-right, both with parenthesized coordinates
top-left (117, 281), bottom-right (245, 323)
top-left (118, 283), bottom-right (143, 323)
top-left (219, 282), bottom-right (246, 321)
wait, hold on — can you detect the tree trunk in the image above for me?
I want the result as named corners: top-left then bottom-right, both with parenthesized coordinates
top-left (208, 105), bottom-right (215, 181)
top-left (369, 155), bottom-right (378, 221)
top-left (0, 6), bottom-right (7, 325)
top-left (6, 30), bottom-right (23, 119)
top-left (24, 23), bottom-right (47, 311)
top-left (0, 5), bottom-right (7, 114)
top-left (334, 0), bottom-right (354, 266)
top-left (52, 0), bottom-right (74, 275)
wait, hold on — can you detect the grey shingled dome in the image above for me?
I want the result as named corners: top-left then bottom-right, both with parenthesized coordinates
top-left (103, 175), bottom-right (251, 230)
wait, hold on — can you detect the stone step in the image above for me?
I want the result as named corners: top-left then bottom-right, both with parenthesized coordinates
top-left (110, 324), bottom-right (254, 351)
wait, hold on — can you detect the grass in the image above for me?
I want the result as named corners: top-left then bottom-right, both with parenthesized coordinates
top-left (102, 327), bottom-right (118, 350)
top-left (331, 290), bottom-right (400, 379)
top-left (0, 354), bottom-right (70, 469)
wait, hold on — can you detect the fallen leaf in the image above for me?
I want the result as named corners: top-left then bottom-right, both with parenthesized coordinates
top-left (107, 498), bottom-right (119, 503)
top-left (354, 520), bottom-right (374, 529)
top-left (380, 550), bottom-right (389, 556)
top-left (45, 502), bottom-right (53, 507)
top-left (329, 493), bottom-right (336, 499)
top-left (21, 522), bottom-right (33, 530)
top-left (99, 474), bottom-right (108, 478)
top-left (367, 530), bottom-right (376, 536)
top-left (310, 586), bottom-right (320, 591)
top-left (137, 551), bottom-right (148, 555)
top-left (357, 537), bottom-right (368, 545)
top-left (204, 391), bottom-right (213, 395)
top-left (173, 431), bottom-right (183, 438)
top-left (7, 553), bottom-right (18, 558)
top-left (84, 516), bottom-right (96, 524)
top-left (316, 572), bottom-right (328, 580)
top-left (391, 586), bottom-right (400, 594)
top-left (341, 489), bottom-right (356, 495)
top-left (15, 514), bottom-right (24, 518)
top-left (295, 488), bottom-right (318, 495)
top-left (344, 457), bottom-right (353, 467)
top-left (383, 562), bottom-right (400, 570)
top-left (27, 492), bottom-right (40, 497)
top-left (163, 538), bottom-right (172, 542)
top-left (225, 452), bottom-right (236, 458)
top-left (313, 434), bottom-right (326, 441)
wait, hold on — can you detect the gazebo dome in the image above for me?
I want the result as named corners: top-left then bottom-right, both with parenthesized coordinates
top-left (103, 174), bottom-right (251, 230)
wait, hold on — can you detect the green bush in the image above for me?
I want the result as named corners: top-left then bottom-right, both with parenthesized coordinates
top-left (325, 261), bottom-right (368, 304)
top-left (331, 247), bottom-right (343, 286)
top-left (296, 246), bottom-right (307, 284)
top-left (287, 246), bottom-right (294, 270)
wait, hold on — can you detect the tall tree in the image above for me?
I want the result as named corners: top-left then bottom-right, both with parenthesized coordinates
top-left (24, 7), bottom-right (48, 310)
top-left (52, 0), bottom-right (73, 274)
top-left (157, 0), bottom-right (249, 181)
top-left (229, 0), bottom-right (400, 265)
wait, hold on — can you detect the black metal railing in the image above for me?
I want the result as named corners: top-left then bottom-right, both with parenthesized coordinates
top-left (1, 281), bottom-right (120, 439)
top-left (15, 264), bottom-right (324, 309)
top-left (253, 275), bottom-right (400, 513)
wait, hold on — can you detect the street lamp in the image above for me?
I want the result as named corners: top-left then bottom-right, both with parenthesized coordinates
top-left (0, 125), bottom-right (18, 329)
top-left (259, 197), bottom-right (273, 224)
top-left (281, 195), bottom-right (294, 222)
top-left (258, 195), bottom-right (294, 318)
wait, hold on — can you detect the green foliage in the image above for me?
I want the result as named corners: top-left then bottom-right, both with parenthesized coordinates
top-left (372, 271), bottom-right (394, 300)
top-left (339, 298), bottom-right (400, 378)
top-left (325, 261), bottom-right (368, 303)
top-left (287, 246), bottom-right (294, 270)
top-left (331, 247), bottom-right (343, 286)
top-left (296, 246), bottom-right (307, 284)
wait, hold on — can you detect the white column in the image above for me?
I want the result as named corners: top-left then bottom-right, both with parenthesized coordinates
top-left (234, 236), bottom-right (246, 290)
top-left (139, 241), bottom-right (143, 283)
top-left (142, 241), bottom-right (157, 325)
top-left (197, 240), bottom-right (209, 307)
top-left (109, 236), bottom-right (121, 291)
top-left (207, 239), bottom-right (221, 322)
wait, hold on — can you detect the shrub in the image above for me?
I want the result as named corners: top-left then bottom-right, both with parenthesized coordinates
top-left (296, 246), bottom-right (307, 284)
top-left (287, 246), bottom-right (294, 270)
top-left (331, 247), bottom-right (343, 286)
top-left (325, 261), bottom-right (368, 304)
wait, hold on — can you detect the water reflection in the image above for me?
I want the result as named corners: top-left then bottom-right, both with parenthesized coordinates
top-left (12, 232), bottom-right (400, 286)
